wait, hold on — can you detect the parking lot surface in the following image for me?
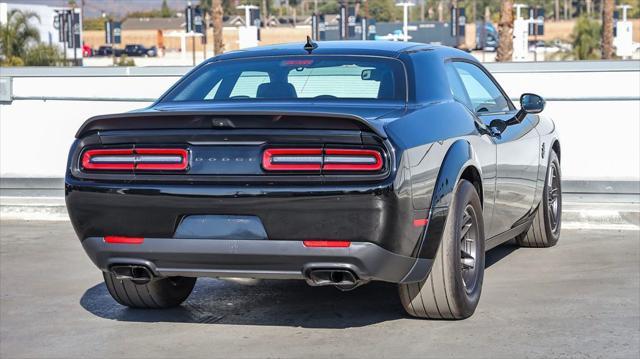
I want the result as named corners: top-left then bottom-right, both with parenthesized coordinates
top-left (1, 219), bottom-right (638, 358)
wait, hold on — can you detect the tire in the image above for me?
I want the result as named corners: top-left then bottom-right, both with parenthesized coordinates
top-left (399, 179), bottom-right (485, 319)
top-left (103, 272), bottom-right (196, 309)
top-left (516, 150), bottom-right (561, 248)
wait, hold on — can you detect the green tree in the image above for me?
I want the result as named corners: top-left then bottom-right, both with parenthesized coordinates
top-left (0, 9), bottom-right (64, 66)
top-left (318, 0), bottom-right (339, 14)
top-left (368, 0), bottom-right (398, 22)
top-left (571, 15), bottom-right (601, 60)
top-left (0, 9), bottom-right (41, 63)
top-left (161, 0), bottom-right (172, 18)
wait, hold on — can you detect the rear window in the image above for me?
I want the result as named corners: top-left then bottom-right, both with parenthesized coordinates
top-left (161, 56), bottom-right (406, 103)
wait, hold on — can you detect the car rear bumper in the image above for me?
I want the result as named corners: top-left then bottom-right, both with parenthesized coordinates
top-left (65, 178), bottom-right (424, 257)
top-left (82, 237), bottom-right (432, 284)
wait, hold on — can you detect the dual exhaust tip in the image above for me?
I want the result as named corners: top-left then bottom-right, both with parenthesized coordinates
top-left (305, 269), bottom-right (362, 291)
top-left (111, 265), bottom-right (362, 290)
top-left (111, 265), bottom-right (154, 284)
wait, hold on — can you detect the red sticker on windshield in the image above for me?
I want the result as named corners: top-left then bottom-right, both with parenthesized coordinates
top-left (282, 59), bottom-right (314, 66)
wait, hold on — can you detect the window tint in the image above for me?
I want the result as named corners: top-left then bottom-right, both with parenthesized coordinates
top-left (288, 66), bottom-right (381, 98)
top-left (444, 63), bottom-right (471, 107)
top-left (161, 56), bottom-right (406, 102)
top-left (452, 62), bottom-right (511, 113)
top-left (229, 71), bottom-right (270, 98)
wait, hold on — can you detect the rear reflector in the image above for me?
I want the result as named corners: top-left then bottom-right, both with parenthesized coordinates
top-left (262, 148), bottom-right (383, 172)
top-left (303, 240), bottom-right (351, 248)
top-left (104, 236), bottom-right (144, 244)
top-left (82, 148), bottom-right (188, 171)
top-left (413, 218), bottom-right (429, 227)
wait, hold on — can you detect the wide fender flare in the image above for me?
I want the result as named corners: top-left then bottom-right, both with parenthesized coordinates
top-left (401, 139), bottom-right (482, 283)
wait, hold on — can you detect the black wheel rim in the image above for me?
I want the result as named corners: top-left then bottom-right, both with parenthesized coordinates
top-left (460, 204), bottom-right (480, 293)
top-left (547, 163), bottom-right (561, 234)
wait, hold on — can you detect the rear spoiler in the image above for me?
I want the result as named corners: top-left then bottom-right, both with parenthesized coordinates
top-left (76, 111), bottom-right (387, 139)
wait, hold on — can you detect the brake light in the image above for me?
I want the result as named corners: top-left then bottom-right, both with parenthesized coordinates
top-left (323, 149), bottom-right (383, 171)
top-left (262, 148), bottom-right (383, 172)
top-left (303, 240), bottom-right (351, 248)
top-left (262, 148), bottom-right (323, 171)
top-left (82, 148), bottom-right (188, 171)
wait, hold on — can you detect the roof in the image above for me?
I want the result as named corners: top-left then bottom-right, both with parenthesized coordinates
top-left (213, 41), bottom-right (476, 64)
top-left (215, 41), bottom-right (440, 61)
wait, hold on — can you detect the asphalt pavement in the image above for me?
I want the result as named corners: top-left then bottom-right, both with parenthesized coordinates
top-left (0, 219), bottom-right (638, 358)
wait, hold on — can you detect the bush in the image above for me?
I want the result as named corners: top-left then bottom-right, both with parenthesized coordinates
top-left (115, 55), bottom-right (135, 67)
top-left (0, 55), bottom-right (24, 66)
top-left (23, 44), bottom-right (62, 66)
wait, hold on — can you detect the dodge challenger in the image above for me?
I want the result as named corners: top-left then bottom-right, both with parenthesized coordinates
top-left (66, 40), bottom-right (562, 319)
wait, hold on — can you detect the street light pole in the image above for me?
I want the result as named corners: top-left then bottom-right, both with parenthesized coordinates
top-left (396, 1), bottom-right (415, 42)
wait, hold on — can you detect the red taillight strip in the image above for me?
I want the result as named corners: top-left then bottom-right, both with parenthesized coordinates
top-left (303, 240), bottom-right (351, 248)
top-left (82, 148), bottom-right (188, 171)
top-left (262, 148), bottom-right (323, 171)
top-left (323, 149), bottom-right (383, 171)
top-left (135, 148), bottom-right (188, 171)
top-left (262, 148), bottom-right (384, 172)
top-left (104, 236), bottom-right (144, 244)
top-left (82, 149), bottom-right (135, 170)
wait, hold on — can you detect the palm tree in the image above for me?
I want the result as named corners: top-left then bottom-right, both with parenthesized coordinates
top-left (496, 0), bottom-right (513, 62)
top-left (572, 15), bottom-right (601, 60)
top-left (212, 0), bottom-right (224, 55)
top-left (0, 9), bottom-right (41, 61)
top-left (601, 0), bottom-right (614, 59)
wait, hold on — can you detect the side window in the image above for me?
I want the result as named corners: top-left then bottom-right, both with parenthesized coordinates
top-left (452, 62), bottom-right (511, 113)
top-left (445, 63), bottom-right (472, 108)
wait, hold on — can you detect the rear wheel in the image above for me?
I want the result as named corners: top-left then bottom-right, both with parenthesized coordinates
top-left (399, 179), bottom-right (485, 319)
top-left (516, 150), bottom-right (561, 248)
top-left (103, 272), bottom-right (196, 309)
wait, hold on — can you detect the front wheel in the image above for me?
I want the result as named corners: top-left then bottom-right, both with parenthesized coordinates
top-left (399, 179), bottom-right (485, 319)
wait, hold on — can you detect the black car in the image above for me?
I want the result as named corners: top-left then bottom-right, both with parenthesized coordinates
top-left (66, 41), bottom-right (561, 319)
top-left (123, 44), bottom-right (157, 57)
top-left (95, 45), bottom-right (123, 57)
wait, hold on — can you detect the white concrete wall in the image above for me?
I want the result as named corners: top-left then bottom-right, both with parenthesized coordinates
top-left (1, 62), bottom-right (639, 181)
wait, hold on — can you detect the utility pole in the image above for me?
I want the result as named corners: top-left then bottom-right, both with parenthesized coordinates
top-left (396, 1), bottom-right (415, 42)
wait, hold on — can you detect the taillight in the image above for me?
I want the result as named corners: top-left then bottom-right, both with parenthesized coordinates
top-left (82, 148), bottom-right (188, 171)
top-left (262, 148), bottom-right (384, 172)
top-left (262, 148), bottom-right (323, 171)
top-left (323, 149), bottom-right (383, 171)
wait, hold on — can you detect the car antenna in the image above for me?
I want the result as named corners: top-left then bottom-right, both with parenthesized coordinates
top-left (304, 36), bottom-right (318, 54)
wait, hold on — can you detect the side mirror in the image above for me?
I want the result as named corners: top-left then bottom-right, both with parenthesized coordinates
top-left (520, 93), bottom-right (545, 114)
top-left (507, 93), bottom-right (546, 126)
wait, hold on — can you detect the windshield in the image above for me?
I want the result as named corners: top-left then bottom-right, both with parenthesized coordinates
top-left (161, 56), bottom-right (406, 103)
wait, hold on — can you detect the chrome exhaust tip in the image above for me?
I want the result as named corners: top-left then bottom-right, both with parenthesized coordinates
top-left (305, 269), bottom-right (362, 291)
top-left (110, 265), bottom-right (153, 284)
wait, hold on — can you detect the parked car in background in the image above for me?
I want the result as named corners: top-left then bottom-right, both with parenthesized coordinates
top-left (82, 44), bottom-right (93, 57)
top-left (95, 45), bottom-right (123, 57)
top-left (123, 44), bottom-right (157, 57)
top-left (475, 21), bottom-right (499, 51)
